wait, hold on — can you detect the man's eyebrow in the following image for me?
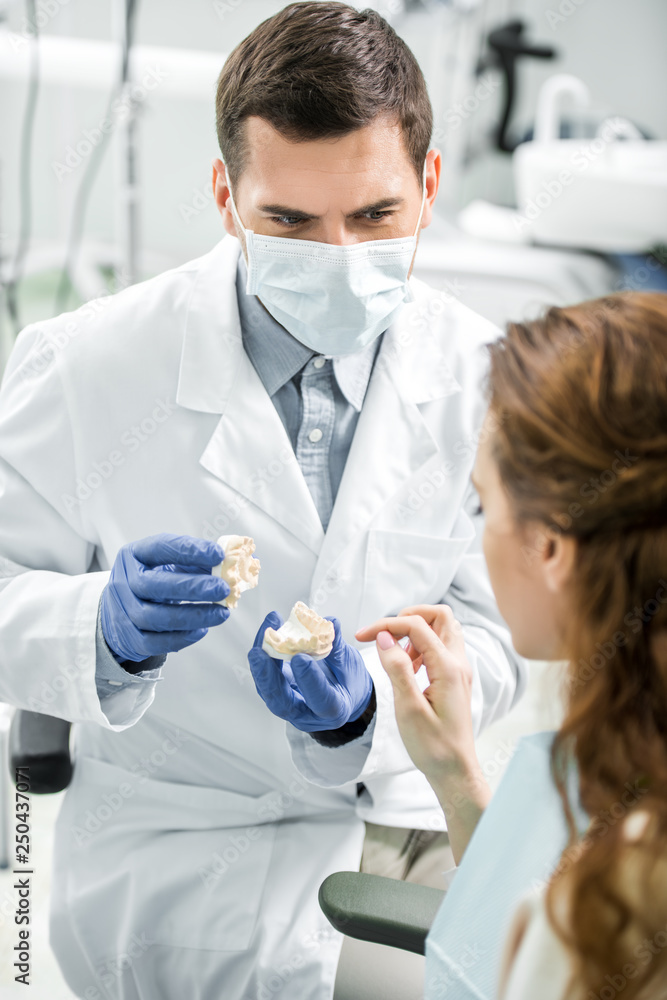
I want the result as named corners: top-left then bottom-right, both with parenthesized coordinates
top-left (258, 204), bottom-right (318, 220)
top-left (257, 197), bottom-right (405, 220)
top-left (347, 196), bottom-right (405, 216)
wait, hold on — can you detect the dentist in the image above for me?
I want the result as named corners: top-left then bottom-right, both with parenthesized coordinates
top-left (0, 4), bottom-right (525, 998)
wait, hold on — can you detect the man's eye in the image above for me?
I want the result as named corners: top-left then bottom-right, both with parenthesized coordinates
top-left (270, 215), bottom-right (303, 227)
top-left (363, 210), bottom-right (392, 221)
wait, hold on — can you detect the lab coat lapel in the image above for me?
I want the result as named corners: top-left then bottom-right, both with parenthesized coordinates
top-left (176, 236), bottom-right (325, 555)
top-left (199, 358), bottom-right (325, 554)
top-left (312, 287), bottom-right (463, 588)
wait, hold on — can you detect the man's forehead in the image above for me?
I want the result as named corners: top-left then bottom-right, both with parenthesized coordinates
top-left (239, 115), bottom-right (417, 199)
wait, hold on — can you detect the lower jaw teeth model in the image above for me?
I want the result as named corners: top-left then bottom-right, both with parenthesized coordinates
top-left (262, 602), bottom-right (335, 661)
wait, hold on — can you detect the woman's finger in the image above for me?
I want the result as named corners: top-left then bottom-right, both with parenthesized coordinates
top-left (398, 604), bottom-right (464, 644)
top-left (356, 615), bottom-right (444, 656)
top-left (358, 615), bottom-right (471, 694)
top-left (397, 603), bottom-right (451, 622)
top-left (396, 605), bottom-right (467, 663)
top-left (375, 632), bottom-right (435, 719)
top-left (404, 641), bottom-right (424, 673)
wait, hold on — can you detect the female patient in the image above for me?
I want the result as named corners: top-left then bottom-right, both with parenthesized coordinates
top-left (358, 292), bottom-right (667, 999)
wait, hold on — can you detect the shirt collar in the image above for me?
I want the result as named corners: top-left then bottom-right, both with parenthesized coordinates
top-left (332, 339), bottom-right (382, 412)
top-left (235, 255), bottom-right (382, 411)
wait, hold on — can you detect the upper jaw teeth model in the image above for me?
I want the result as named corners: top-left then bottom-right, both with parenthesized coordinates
top-left (262, 601), bottom-right (335, 661)
top-left (211, 535), bottom-right (261, 608)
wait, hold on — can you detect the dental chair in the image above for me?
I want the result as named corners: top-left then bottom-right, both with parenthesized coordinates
top-left (8, 710), bottom-right (73, 794)
top-left (319, 871), bottom-right (445, 955)
top-left (322, 872), bottom-right (446, 1000)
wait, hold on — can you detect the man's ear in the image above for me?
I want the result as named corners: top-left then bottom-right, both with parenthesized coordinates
top-left (542, 532), bottom-right (577, 595)
top-left (212, 158), bottom-right (237, 238)
top-left (419, 147), bottom-right (441, 231)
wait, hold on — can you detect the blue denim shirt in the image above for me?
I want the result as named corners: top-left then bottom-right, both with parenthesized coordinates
top-left (95, 254), bottom-right (382, 700)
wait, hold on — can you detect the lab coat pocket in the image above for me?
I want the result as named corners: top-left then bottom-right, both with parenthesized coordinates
top-left (359, 513), bottom-right (476, 626)
top-left (59, 756), bottom-right (279, 955)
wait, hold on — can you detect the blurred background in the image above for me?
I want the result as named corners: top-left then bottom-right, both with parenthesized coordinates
top-left (0, 0), bottom-right (666, 995)
top-left (0, 0), bottom-right (666, 357)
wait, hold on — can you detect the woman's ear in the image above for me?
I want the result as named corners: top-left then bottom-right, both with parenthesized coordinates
top-left (542, 532), bottom-right (577, 595)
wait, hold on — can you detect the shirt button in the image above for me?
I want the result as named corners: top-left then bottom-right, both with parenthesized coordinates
top-left (313, 357), bottom-right (326, 369)
top-left (308, 428), bottom-right (323, 444)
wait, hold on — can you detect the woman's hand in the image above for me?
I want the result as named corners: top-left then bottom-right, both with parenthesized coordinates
top-left (356, 604), bottom-right (476, 780)
top-left (356, 604), bottom-right (491, 864)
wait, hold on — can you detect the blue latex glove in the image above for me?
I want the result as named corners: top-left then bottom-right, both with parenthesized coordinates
top-left (100, 533), bottom-right (231, 662)
top-left (247, 612), bottom-right (374, 732)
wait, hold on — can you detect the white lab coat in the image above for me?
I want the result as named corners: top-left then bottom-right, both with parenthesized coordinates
top-left (0, 236), bottom-right (526, 999)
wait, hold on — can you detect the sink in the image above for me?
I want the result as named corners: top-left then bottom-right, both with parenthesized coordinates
top-left (513, 75), bottom-right (667, 252)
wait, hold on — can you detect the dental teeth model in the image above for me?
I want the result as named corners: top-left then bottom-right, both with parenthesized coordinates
top-left (212, 535), bottom-right (260, 609)
top-left (262, 601), bottom-right (335, 661)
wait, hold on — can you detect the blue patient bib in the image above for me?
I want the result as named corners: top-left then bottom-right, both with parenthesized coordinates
top-left (424, 731), bottom-right (587, 1000)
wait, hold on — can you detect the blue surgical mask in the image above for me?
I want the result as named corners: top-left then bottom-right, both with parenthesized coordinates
top-left (227, 165), bottom-right (427, 357)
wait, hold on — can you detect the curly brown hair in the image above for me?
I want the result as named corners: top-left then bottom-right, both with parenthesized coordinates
top-left (487, 292), bottom-right (667, 998)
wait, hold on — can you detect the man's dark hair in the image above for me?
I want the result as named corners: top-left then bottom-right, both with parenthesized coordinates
top-left (215, 1), bottom-right (432, 185)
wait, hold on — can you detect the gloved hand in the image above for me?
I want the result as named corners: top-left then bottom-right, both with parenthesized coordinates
top-left (100, 533), bottom-right (231, 663)
top-left (247, 612), bottom-right (374, 732)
